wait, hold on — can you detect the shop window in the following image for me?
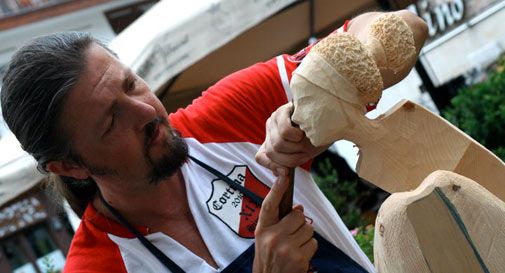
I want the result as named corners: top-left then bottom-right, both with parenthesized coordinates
top-left (27, 225), bottom-right (65, 273)
top-left (104, 0), bottom-right (159, 34)
top-left (0, 224), bottom-right (65, 273)
top-left (1, 237), bottom-right (37, 273)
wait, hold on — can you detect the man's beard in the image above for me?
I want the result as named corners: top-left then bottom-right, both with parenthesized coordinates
top-left (144, 117), bottom-right (188, 184)
top-left (71, 117), bottom-right (188, 185)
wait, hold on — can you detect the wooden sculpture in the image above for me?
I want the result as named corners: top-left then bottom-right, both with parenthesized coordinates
top-left (289, 13), bottom-right (505, 201)
top-left (374, 170), bottom-right (505, 273)
top-left (287, 12), bottom-right (505, 273)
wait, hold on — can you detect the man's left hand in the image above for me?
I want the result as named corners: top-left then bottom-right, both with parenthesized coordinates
top-left (255, 102), bottom-right (329, 176)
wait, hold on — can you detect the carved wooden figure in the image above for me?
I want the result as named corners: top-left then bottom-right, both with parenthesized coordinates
top-left (288, 12), bottom-right (505, 273)
top-left (290, 13), bottom-right (505, 200)
top-left (374, 170), bottom-right (505, 273)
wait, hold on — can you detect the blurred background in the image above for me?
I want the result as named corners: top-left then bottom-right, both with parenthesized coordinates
top-left (0, 0), bottom-right (504, 272)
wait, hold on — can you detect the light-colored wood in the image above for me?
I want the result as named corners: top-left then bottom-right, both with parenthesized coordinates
top-left (374, 170), bottom-right (505, 273)
top-left (285, 9), bottom-right (505, 272)
top-left (292, 80), bottom-right (505, 201)
top-left (407, 190), bottom-right (486, 273)
top-left (289, 13), bottom-right (505, 199)
top-left (341, 99), bottom-right (505, 202)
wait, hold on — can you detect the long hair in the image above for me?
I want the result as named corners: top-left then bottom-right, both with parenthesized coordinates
top-left (1, 32), bottom-right (113, 217)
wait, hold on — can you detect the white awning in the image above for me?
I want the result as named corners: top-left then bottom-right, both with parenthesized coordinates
top-left (0, 0), bottom-right (297, 207)
top-left (0, 131), bottom-right (44, 207)
top-left (109, 0), bottom-right (297, 93)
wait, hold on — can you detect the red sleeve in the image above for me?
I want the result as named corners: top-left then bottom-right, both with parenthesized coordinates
top-left (169, 20), bottom-right (349, 143)
top-left (64, 205), bottom-right (129, 273)
top-left (170, 56), bottom-right (296, 145)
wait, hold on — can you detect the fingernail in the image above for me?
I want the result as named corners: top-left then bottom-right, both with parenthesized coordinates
top-left (294, 205), bottom-right (304, 212)
top-left (276, 167), bottom-right (287, 176)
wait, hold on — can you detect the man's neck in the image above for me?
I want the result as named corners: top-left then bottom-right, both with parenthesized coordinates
top-left (92, 170), bottom-right (190, 231)
top-left (91, 167), bottom-right (219, 268)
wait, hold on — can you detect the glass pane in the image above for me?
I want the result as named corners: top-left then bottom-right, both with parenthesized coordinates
top-left (0, 0), bottom-right (75, 18)
top-left (1, 237), bottom-right (36, 273)
top-left (26, 225), bottom-right (65, 272)
top-left (26, 225), bottom-right (57, 258)
top-left (36, 249), bottom-right (65, 273)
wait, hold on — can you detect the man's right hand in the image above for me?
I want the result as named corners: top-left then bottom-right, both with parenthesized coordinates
top-left (253, 176), bottom-right (318, 273)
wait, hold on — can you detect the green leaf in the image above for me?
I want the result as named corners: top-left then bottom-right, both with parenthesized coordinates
top-left (443, 54), bottom-right (505, 161)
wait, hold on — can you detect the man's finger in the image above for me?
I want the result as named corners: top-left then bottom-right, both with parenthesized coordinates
top-left (264, 148), bottom-right (308, 168)
top-left (300, 238), bottom-right (318, 258)
top-left (255, 143), bottom-right (269, 167)
top-left (258, 176), bottom-right (289, 227)
top-left (255, 148), bottom-right (288, 176)
top-left (277, 207), bottom-right (306, 234)
top-left (290, 222), bottom-right (314, 246)
top-left (276, 103), bottom-right (304, 142)
top-left (269, 123), bottom-right (305, 153)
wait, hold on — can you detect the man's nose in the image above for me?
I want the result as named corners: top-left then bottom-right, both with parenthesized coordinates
top-left (127, 98), bottom-right (157, 131)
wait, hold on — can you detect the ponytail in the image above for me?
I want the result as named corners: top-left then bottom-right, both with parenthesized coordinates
top-left (45, 174), bottom-right (98, 218)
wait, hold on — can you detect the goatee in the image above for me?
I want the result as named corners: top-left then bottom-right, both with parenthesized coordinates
top-left (144, 117), bottom-right (188, 184)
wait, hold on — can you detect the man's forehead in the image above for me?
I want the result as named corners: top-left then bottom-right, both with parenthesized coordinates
top-left (62, 44), bottom-right (123, 130)
top-left (83, 44), bottom-right (124, 91)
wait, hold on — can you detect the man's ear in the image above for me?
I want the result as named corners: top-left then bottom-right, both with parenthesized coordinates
top-left (46, 160), bottom-right (89, 180)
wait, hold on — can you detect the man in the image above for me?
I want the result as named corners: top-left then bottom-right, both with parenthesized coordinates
top-left (1, 10), bottom-right (427, 273)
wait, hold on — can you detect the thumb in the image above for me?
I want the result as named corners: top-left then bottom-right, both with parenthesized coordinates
top-left (258, 176), bottom-right (289, 228)
top-left (255, 142), bottom-right (269, 168)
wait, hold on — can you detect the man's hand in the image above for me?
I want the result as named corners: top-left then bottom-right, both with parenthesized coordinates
top-left (255, 102), bottom-right (329, 176)
top-left (253, 176), bottom-right (318, 273)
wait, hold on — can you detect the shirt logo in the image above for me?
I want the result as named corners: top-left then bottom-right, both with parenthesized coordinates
top-left (206, 165), bottom-right (269, 238)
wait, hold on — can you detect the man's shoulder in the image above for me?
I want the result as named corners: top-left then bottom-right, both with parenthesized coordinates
top-left (64, 210), bottom-right (129, 273)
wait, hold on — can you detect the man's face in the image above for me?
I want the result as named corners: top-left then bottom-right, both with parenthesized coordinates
top-left (60, 43), bottom-right (187, 188)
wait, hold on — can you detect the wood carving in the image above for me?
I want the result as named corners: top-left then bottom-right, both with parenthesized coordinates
top-left (289, 12), bottom-right (505, 272)
top-left (290, 13), bottom-right (505, 200)
top-left (374, 170), bottom-right (505, 273)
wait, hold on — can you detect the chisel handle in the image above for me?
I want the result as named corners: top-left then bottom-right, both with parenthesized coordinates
top-left (279, 166), bottom-right (295, 218)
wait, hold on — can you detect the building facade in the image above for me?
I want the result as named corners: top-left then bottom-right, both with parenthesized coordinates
top-left (0, 1), bottom-right (157, 272)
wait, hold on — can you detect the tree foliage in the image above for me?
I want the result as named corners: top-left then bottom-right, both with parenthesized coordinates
top-left (443, 55), bottom-right (505, 160)
top-left (313, 158), bottom-right (366, 229)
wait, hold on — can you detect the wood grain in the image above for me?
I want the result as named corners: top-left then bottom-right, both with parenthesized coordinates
top-left (374, 170), bottom-right (505, 273)
top-left (340, 99), bottom-right (505, 201)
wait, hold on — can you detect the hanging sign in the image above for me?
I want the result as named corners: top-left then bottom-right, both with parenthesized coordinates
top-left (408, 0), bottom-right (501, 40)
top-left (0, 196), bottom-right (47, 239)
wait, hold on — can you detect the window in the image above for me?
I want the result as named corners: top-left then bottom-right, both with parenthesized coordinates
top-left (0, 224), bottom-right (66, 273)
top-left (1, 237), bottom-right (37, 273)
top-left (27, 225), bottom-right (65, 273)
top-left (0, 0), bottom-right (73, 19)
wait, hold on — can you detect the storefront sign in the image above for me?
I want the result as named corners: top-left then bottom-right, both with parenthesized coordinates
top-left (409, 0), bottom-right (502, 40)
top-left (0, 196), bottom-right (47, 238)
top-left (415, 0), bottom-right (505, 87)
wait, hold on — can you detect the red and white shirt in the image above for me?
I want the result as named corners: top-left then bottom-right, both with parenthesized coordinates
top-left (64, 24), bottom-right (374, 273)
